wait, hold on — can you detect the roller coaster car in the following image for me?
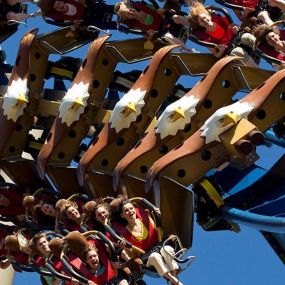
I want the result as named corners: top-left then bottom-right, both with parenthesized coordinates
top-left (77, 46), bottom-right (219, 199)
top-left (112, 56), bottom-right (273, 201)
top-left (145, 68), bottom-right (285, 209)
top-left (0, 4), bottom-right (27, 43)
top-left (255, 21), bottom-right (285, 67)
top-left (35, 35), bottom-right (184, 198)
top-left (59, 231), bottom-right (133, 285)
top-left (0, 27), bottom-right (97, 190)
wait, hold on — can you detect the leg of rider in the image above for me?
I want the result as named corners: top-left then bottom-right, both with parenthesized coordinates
top-left (160, 245), bottom-right (180, 276)
top-left (257, 10), bottom-right (274, 26)
top-left (230, 47), bottom-right (258, 67)
top-left (162, 32), bottom-right (195, 53)
top-left (146, 252), bottom-right (183, 285)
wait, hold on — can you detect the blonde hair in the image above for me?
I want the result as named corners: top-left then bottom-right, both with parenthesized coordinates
top-left (188, 2), bottom-right (210, 29)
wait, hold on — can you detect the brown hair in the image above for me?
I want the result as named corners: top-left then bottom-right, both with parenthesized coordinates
top-left (55, 199), bottom-right (80, 224)
top-left (94, 200), bottom-right (110, 216)
top-left (109, 195), bottom-right (132, 225)
top-left (83, 245), bottom-right (98, 263)
top-left (30, 232), bottom-right (47, 252)
top-left (56, 199), bottom-right (77, 214)
top-left (4, 235), bottom-right (20, 252)
top-left (253, 24), bottom-right (276, 47)
top-left (188, 2), bottom-right (210, 30)
top-left (83, 200), bottom-right (97, 213)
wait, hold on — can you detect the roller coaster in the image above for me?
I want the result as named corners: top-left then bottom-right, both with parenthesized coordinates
top-left (0, 0), bottom-right (285, 283)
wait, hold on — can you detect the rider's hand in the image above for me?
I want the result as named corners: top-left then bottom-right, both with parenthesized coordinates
top-left (116, 239), bottom-right (127, 249)
top-left (231, 25), bottom-right (240, 35)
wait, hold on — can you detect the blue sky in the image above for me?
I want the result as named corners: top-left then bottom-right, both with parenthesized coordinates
top-left (2, 0), bottom-right (285, 284)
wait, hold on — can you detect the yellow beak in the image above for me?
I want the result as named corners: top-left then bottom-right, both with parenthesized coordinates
top-left (15, 94), bottom-right (28, 108)
top-left (121, 102), bottom-right (137, 117)
top-left (70, 97), bottom-right (85, 112)
top-left (222, 112), bottom-right (238, 127)
top-left (169, 107), bottom-right (186, 122)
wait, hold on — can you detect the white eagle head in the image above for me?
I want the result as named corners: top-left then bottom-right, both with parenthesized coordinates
top-left (109, 88), bottom-right (146, 133)
top-left (155, 95), bottom-right (200, 139)
top-left (59, 82), bottom-right (90, 127)
top-left (200, 101), bottom-right (254, 144)
top-left (2, 78), bottom-right (29, 122)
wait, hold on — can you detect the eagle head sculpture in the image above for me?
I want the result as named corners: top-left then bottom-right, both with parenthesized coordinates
top-left (200, 101), bottom-right (254, 144)
top-left (109, 88), bottom-right (146, 133)
top-left (155, 95), bottom-right (200, 139)
top-left (2, 78), bottom-right (29, 122)
top-left (59, 82), bottom-right (90, 127)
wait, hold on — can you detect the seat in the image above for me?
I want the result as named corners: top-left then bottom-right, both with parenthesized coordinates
top-left (59, 231), bottom-right (130, 284)
top-left (110, 197), bottom-right (195, 280)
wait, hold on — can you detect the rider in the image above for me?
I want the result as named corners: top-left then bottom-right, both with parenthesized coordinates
top-left (254, 23), bottom-right (285, 69)
top-left (110, 197), bottom-right (183, 285)
top-left (38, 0), bottom-right (117, 28)
top-left (30, 232), bottom-right (79, 285)
top-left (83, 244), bottom-right (129, 285)
top-left (188, 2), bottom-right (257, 64)
top-left (114, 0), bottom-right (193, 51)
top-left (56, 199), bottom-right (86, 233)
top-left (23, 189), bottom-right (58, 228)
